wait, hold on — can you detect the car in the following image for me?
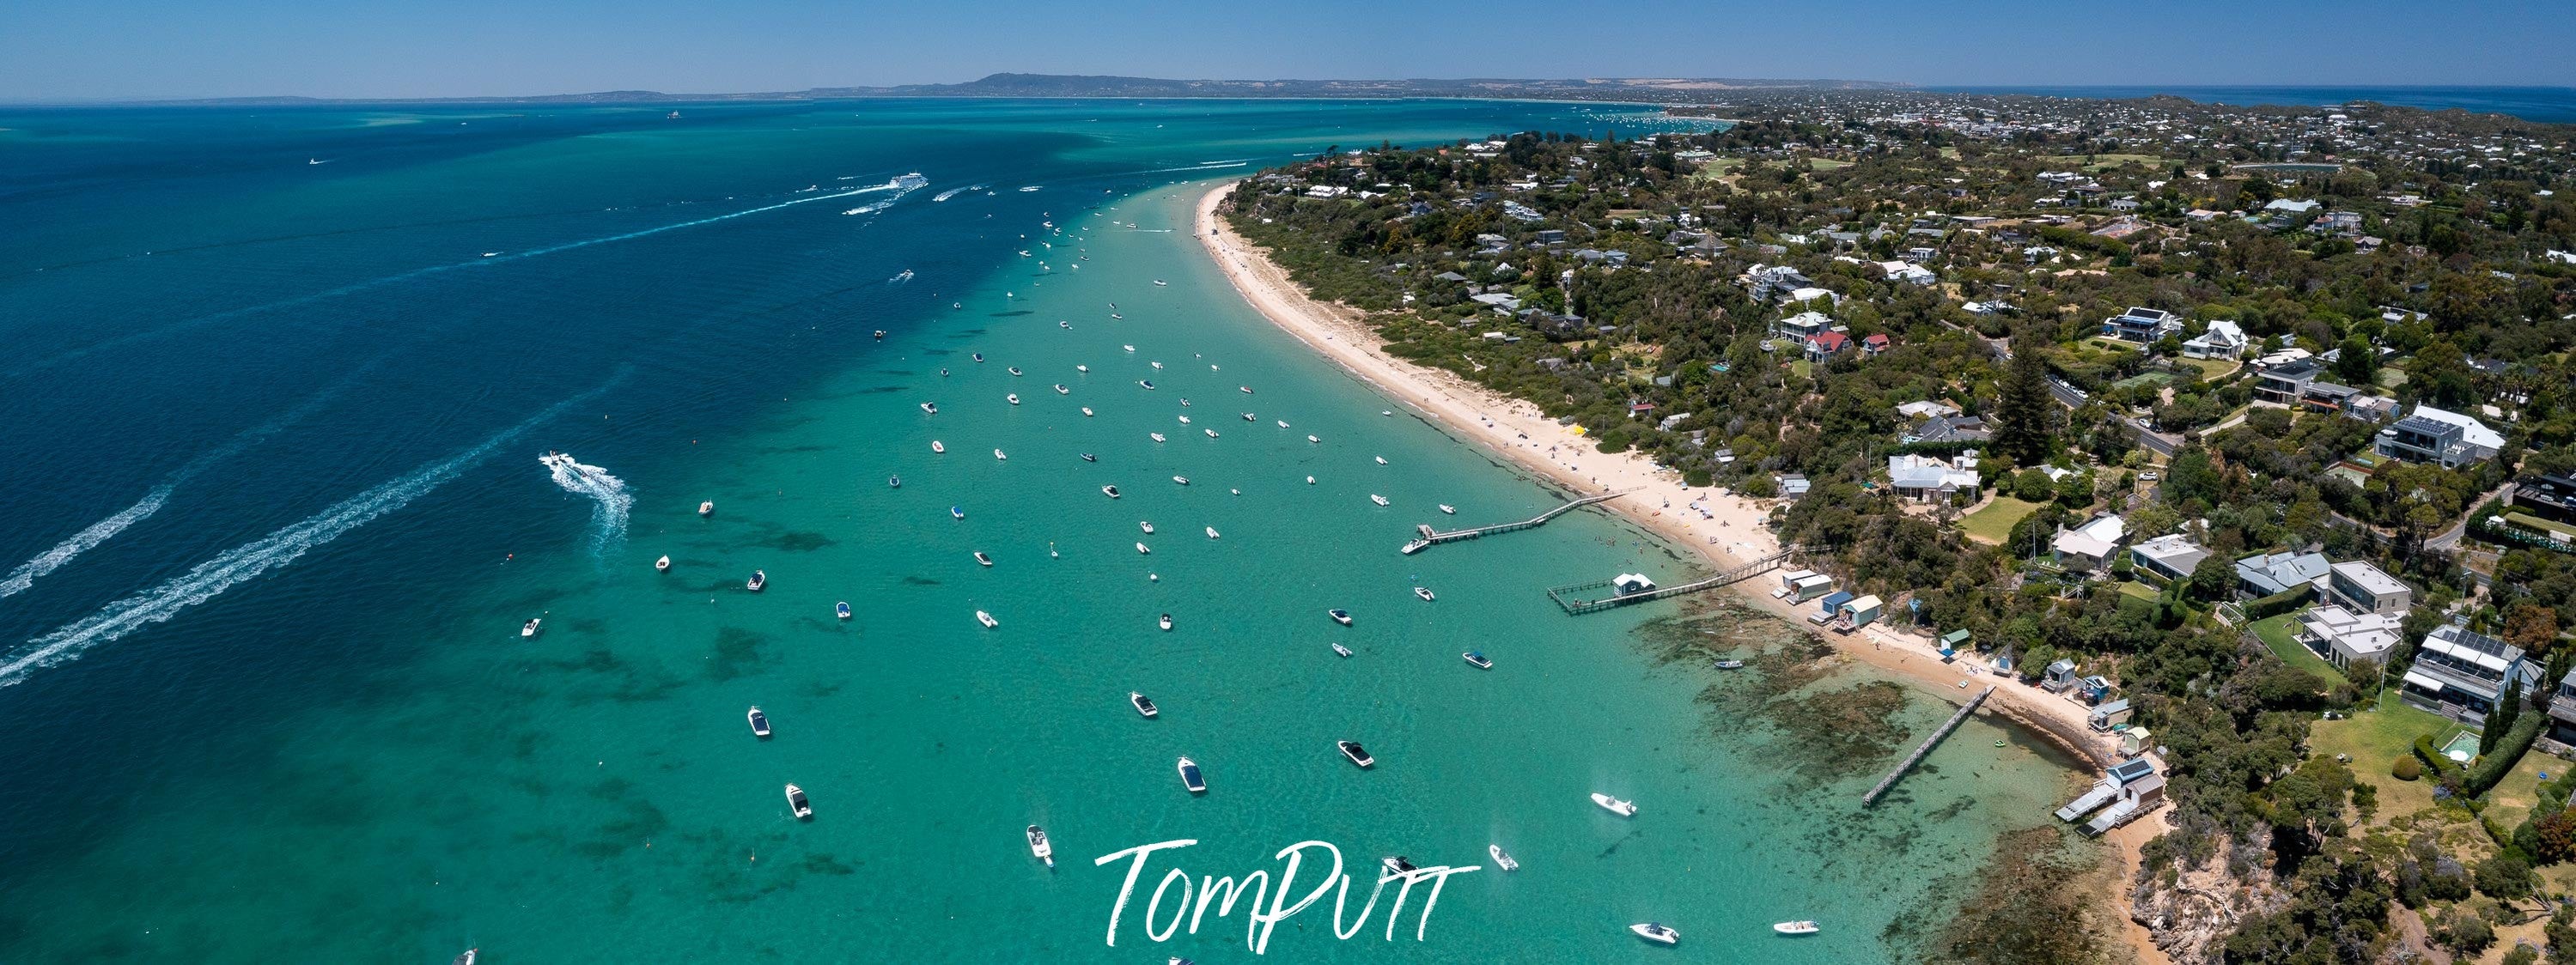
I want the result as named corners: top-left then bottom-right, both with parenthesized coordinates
top-left (2139, 471), bottom-right (2160, 482)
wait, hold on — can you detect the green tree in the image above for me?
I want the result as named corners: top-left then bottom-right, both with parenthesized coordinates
top-left (1993, 334), bottom-right (2057, 465)
top-left (2486, 677), bottom-right (2524, 756)
top-left (2188, 555), bottom-right (2234, 603)
top-left (2013, 469), bottom-right (2055, 502)
top-left (2333, 336), bottom-right (2378, 385)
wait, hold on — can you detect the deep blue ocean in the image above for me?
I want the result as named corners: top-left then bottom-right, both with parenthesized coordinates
top-left (0, 99), bottom-right (2086, 962)
top-left (1935, 84), bottom-right (2576, 123)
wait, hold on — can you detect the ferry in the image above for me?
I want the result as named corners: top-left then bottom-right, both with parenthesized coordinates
top-left (699, 501), bottom-right (716, 517)
top-left (976, 610), bottom-right (999, 628)
top-left (1159, 613), bottom-right (1174, 631)
top-left (1489, 844), bottom-right (1518, 871)
top-left (952, 506), bottom-right (966, 519)
top-left (1331, 642), bottom-right (1354, 658)
top-left (1130, 691), bottom-right (1159, 718)
top-left (1462, 650), bottom-right (1493, 669)
top-left (746, 570), bottom-right (767, 592)
top-left (1103, 486), bottom-right (1121, 499)
top-left (655, 555), bottom-right (671, 573)
top-left (785, 783), bottom-right (813, 819)
top-left (1414, 586), bottom-right (1435, 602)
top-left (1027, 825), bottom-right (1055, 868)
top-left (920, 402), bottom-right (938, 415)
top-left (1630, 923), bottom-right (1679, 945)
top-left (1177, 756), bottom-right (1206, 793)
top-left (1337, 740), bottom-right (1374, 768)
top-left (932, 440), bottom-right (946, 453)
top-left (1328, 609), bottom-right (1353, 626)
top-left (521, 617), bottom-right (542, 639)
top-left (1204, 526), bottom-right (1220, 539)
top-left (994, 448), bottom-right (1008, 460)
top-left (748, 706), bottom-right (771, 738)
top-left (1136, 542), bottom-right (1151, 555)
top-left (1370, 495), bottom-right (1390, 507)
top-left (1172, 476), bottom-right (1189, 486)
top-left (1590, 792), bottom-right (1637, 816)
top-left (835, 601), bottom-right (852, 620)
top-left (1772, 921), bottom-right (1819, 936)
top-left (975, 551), bottom-right (993, 567)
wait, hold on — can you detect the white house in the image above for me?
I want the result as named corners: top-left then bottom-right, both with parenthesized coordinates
top-left (2295, 604), bottom-right (2403, 670)
top-left (2050, 514), bottom-right (2128, 573)
top-left (1887, 453), bottom-right (1980, 503)
top-left (2181, 320), bottom-right (2249, 360)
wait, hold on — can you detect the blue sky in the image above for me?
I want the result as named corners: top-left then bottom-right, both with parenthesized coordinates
top-left (3, 0), bottom-right (2572, 101)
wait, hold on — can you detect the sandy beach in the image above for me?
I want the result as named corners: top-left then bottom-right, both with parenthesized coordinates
top-left (1196, 179), bottom-right (2169, 963)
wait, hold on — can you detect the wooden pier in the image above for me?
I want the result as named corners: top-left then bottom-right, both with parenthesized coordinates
top-left (1862, 685), bottom-right (1994, 807)
top-left (1399, 489), bottom-right (1639, 554)
top-left (1544, 549), bottom-right (1792, 615)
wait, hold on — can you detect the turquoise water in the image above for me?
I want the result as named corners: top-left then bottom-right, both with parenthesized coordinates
top-left (0, 100), bottom-right (2071, 962)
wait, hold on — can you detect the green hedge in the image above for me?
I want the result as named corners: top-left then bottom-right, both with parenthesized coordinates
top-left (2465, 711), bottom-right (2548, 797)
top-left (2242, 585), bottom-right (2315, 622)
top-left (2415, 734), bottom-right (2467, 781)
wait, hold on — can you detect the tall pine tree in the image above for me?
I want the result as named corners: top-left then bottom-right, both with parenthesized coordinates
top-left (1993, 330), bottom-right (2057, 466)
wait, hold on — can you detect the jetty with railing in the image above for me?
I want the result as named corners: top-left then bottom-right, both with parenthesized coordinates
top-left (1862, 685), bottom-right (1994, 806)
top-left (1544, 549), bottom-right (1792, 615)
top-left (1399, 489), bottom-right (1638, 554)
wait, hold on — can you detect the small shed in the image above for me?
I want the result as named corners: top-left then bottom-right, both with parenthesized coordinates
top-left (2088, 699), bottom-right (2134, 731)
top-left (1836, 594), bottom-right (1884, 632)
top-left (1613, 573), bottom-right (1658, 595)
top-left (1788, 573), bottom-right (1836, 602)
top-left (2119, 727), bottom-right (2154, 756)
top-left (1940, 628), bottom-right (1973, 650)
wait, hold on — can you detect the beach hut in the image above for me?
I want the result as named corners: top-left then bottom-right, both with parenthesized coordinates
top-left (1613, 574), bottom-right (1658, 596)
top-left (1835, 594), bottom-right (1883, 633)
top-left (1782, 570), bottom-right (1836, 602)
top-left (2120, 727), bottom-right (2154, 756)
top-left (1813, 590), bottom-right (1854, 625)
top-left (2088, 699), bottom-right (2134, 731)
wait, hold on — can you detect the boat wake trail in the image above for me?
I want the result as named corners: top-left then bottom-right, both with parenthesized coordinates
top-left (842, 173), bottom-right (930, 215)
top-left (9, 179), bottom-right (918, 380)
top-left (545, 455), bottom-right (633, 555)
top-left (0, 355), bottom-right (390, 604)
top-left (0, 381), bottom-right (614, 689)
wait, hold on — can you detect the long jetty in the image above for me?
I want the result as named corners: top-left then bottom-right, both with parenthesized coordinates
top-left (1399, 489), bottom-right (1639, 554)
top-left (1544, 549), bottom-right (1792, 615)
top-left (1862, 685), bottom-right (1994, 807)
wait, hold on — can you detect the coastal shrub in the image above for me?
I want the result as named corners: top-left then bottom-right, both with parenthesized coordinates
top-left (2477, 854), bottom-right (2535, 900)
top-left (2434, 906), bottom-right (2495, 956)
top-left (2239, 586), bottom-right (2315, 622)
top-left (2393, 756), bottom-right (2422, 781)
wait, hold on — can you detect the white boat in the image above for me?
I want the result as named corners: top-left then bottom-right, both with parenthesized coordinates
top-left (1374, 456), bottom-right (1388, 465)
top-left (1177, 415), bottom-right (1191, 423)
top-left (1159, 613), bottom-right (1173, 631)
top-left (1277, 420), bottom-right (1289, 428)
top-left (1138, 379), bottom-right (1155, 390)
top-left (1172, 476), bottom-right (1189, 486)
top-left (1124, 344), bottom-right (1136, 353)
top-left (1439, 505), bottom-right (1457, 514)
top-left (1007, 394), bottom-right (1020, 405)
top-left (1177, 756), bottom-right (1206, 793)
top-left (1591, 792), bottom-right (1637, 816)
top-left (1239, 386), bottom-right (1252, 394)
top-left (1103, 486), bottom-right (1121, 499)
top-left (1241, 412), bottom-right (1256, 422)
top-left (1306, 476), bottom-right (1316, 484)
top-left (1414, 586), bottom-right (1435, 602)
top-left (1714, 659), bottom-right (1746, 670)
top-left (521, 617), bottom-right (541, 638)
top-left (1307, 435), bottom-right (1321, 444)
top-left (1081, 407), bottom-right (1095, 416)
top-left (931, 440), bottom-right (946, 453)
top-left (1154, 280), bottom-right (1168, 286)
top-left (1136, 542), bottom-right (1151, 555)
top-left (1077, 364), bottom-right (1090, 372)
top-left (1152, 361), bottom-right (1165, 370)
top-left (1054, 385), bottom-right (1069, 394)
top-left (1328, 609), bottom-right (1353, 626)
top-left (1772, 920), bottom-right (1819, 935)
top-left (454, 949), bottom-right (477, 965)
top-left (994, 448), bottom-right (1008, 460)
top-left (1130, 691), bottom-right (1159, 718)
top-left (655, 555), bottom-right (671, 572)
top-left (1370, 495), bottom-right (1390, 507)
top-left (1008, 367), bottom-right (1023, 376)
top-left (1150, 433), bottom-right (1167, 442)
top-left (951, 506), bottom-right (965, 519)
top-left (975, 551), bottom-right (993, 567)
top-left (835, 601), bottom-right (851, 620)
top-left (746, 570), bottom-right (766, 592)
top-left (1140, 521), bottom-right (1154, 534)
top-left (1331, 642), bottom-right (1353, 658)
top-left (1380, 856), bottom-right (1416, 877)
top-left (976, 610), bottom-right (998, 628)
top-left (1630, 923), bottom-right (1679, 945)
top-left (1204, 526), bottom-right (1220, 539)
top-left (748, 706), bottom-right (771, 738)
top-left (1027, 825), bottom-right (1055, 868)
top-left (920, 403), bottom-right (938, 415)
top-left (1489, 844), bottom-right (1518, 871)
top-left (1462, 650), bottom-right (1493, 669)
top-left (698, 501), bottom-right (715, 517)
top-left (785, 783), bottom-right (813, 819)
top-left (1203, 429), bottom-right (1218, 438)
top-left (1337, 740), bottom-right (1374, 768)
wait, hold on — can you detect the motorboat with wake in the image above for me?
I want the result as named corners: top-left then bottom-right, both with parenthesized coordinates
top-left (746, 570), bottom-right (766, 592)
top-left (1380, 856), bottom-right (1416, 877)
top-left (1027, 825), bottom-right (1054, 868)
top-left (1328, 609), bottom-right (1353, 626)
top-left (1337, 740), bottom-right (1374, 768)
top-left (835, 601), bottom-right (851, 620)
top-left (785, 783), bottom-right (813, 819)
top-left (655, 555), bottom-right (671, 573)
top-left (1630, 923), bottom-right (1679, 945)
top-left (976, 610), bottom-right (999, 628)
top-left (1489, 844), bottom-right (1518, 871)
top-left (1130, 691), bottom-right (1159, 718)
top-left (748, 706), bottom-right (770, 737)
top-left (1462, 650), bottom-right (1492, 669)
top-left (1591, 792), bottom-right (1637, 816)
top-left (1177, 756), bottom-right (1206, 793)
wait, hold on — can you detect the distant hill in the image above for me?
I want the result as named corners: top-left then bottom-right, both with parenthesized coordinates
top-left (115, 73), bottom-right (1911, 107)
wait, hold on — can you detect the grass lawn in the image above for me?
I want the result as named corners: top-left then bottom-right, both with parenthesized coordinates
top-left (2309, 689), bottom-right (2458, 824)
top-left (2118, 580), bottom-right (2161, 604)
top-left (2250, 613), bottom-right (2348, 686)
top-left (1962, 496), bottom-right (2042, 544)
top-left (2081, 154), bottom-right (2177, 172)
top-left (2173, 357), bottom-right (2240, 379)
top-left (2483, 743), bottom-right (2573, 831)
